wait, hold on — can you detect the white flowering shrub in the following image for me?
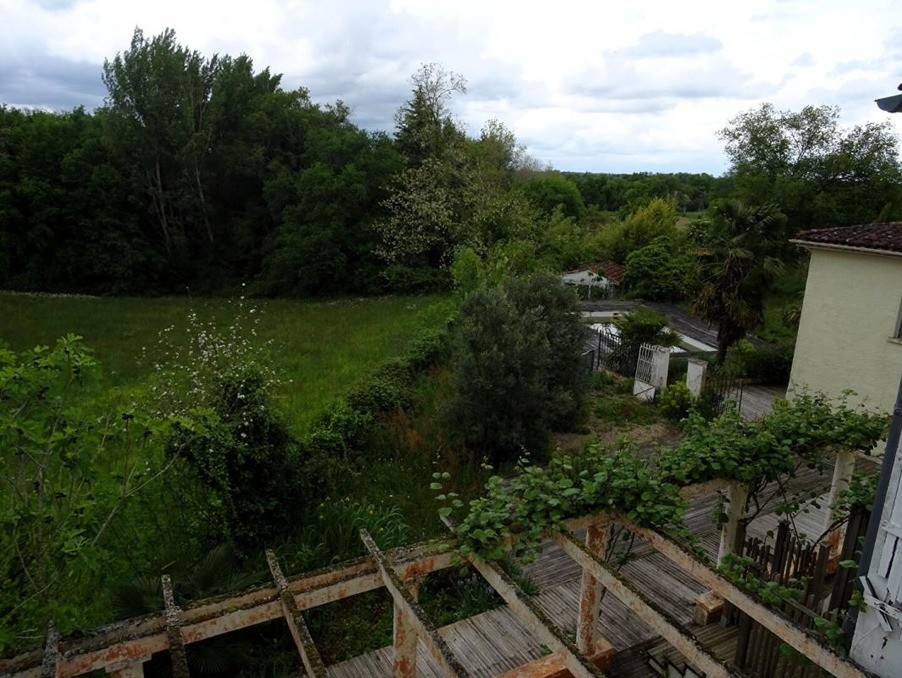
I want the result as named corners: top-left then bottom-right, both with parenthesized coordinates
top-left (145, 297), bottom-right (310, 547)
top-left (144, 294), bottom-right (280, 420)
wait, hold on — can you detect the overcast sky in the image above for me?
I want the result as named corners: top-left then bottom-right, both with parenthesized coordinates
top-left (2, 0), bottom-right (900, 174)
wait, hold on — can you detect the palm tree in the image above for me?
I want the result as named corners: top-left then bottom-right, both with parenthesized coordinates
top-left (692, 200), bottom-right (786, 364)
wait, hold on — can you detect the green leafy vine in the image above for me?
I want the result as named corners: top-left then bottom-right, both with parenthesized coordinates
top-left (438, 393), bottom-right (887, 564)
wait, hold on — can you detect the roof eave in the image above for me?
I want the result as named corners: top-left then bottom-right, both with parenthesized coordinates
top-left (789, 238), bottom-right (902, 258)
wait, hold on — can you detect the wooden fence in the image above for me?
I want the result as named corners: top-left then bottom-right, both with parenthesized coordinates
top-left (732, 512), bottom-right (871, 678)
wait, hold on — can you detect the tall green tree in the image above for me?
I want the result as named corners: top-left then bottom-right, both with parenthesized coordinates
top-left (719, 103), bottom-right (902, 230)
top-left (444, 274), bottom-right (589, 463)
top-left (691, 200), bottom-right (786, 363)
top-left (522, 174), bottom-right (585, 220)
top-left (378, 67), bottom-right (536, 271)
top-left (394, 62), bottom-right (467, 167)
top-left (102, 28), bottom-right (218, 259)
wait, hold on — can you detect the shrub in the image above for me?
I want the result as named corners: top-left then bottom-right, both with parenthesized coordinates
top-left (723, 340), bottom-right (794, 384)
top-left (148, 302), bottom-right (315, 548)
top-left (657, 382), bottom-right (696, 421)
top-left (443, 273), bottom-right (589, 463)
top-left (614, 306), bottom-right (680, 348)
top-left (311, 326), bottom-right (450, 467)
top-left (345, 362), bottom-right (413, 414)
top-left (168, 367), bottom-right (310, 547)
top-left (0, 336), bottom-right (163, 646)
top-left (622, 236), bottom-right (689, 301)
top-left (743, 343), bottom-right (794, 384)
top-left (304, 401), bottom-right (374, 465)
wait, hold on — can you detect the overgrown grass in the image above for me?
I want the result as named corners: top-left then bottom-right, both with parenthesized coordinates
top-left (591, 372), bottom-right (663, 426)
top-left (0, 293), bottom-right (454, 433)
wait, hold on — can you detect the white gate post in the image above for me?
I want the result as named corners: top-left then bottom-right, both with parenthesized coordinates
top-left (686, 358), bottom-right (707, 398)
top-left (652, 346), bottom-right (670, 389)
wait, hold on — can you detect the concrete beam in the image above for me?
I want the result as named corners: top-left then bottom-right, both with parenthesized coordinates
top-left (553, 530), bottom-right (732, 678)
top-left (463, 552), bottom-right (605, 678)
top-left (577, 520), bottom-right (611, 653)
top-left (620, 517), bottom-right (871, 678)
top-left (105, 663), bottom-right (145, 678)
top-left (441, 520), bottom-right (603, 678)
top-left (103, 652), bottom-right (151, 677)
top-left (2, 539), bottom-right (458, 677)
top-left (265, 550), bottom-right (327, 677)
top-left (161, 575), bottom-right (190, 678)
top-left (40, 624), bottom-right (60, 678)
top-left (359, 530), bottom-right (471, 677)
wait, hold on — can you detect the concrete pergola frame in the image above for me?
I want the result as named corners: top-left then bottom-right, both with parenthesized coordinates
top-left (2, 475), bottom-right (868, 678)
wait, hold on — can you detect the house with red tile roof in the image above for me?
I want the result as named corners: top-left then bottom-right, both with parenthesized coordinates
top-left (787, 223), bottom-right (902, 414)
top-left (560, 261), bottom-right (625, 291)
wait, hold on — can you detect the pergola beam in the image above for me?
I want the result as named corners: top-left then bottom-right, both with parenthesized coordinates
top-left (359, 529), bottom-right (471, 677)
top-left (554, 529), bottom-right (732, 678)
top-left (620, 517), bottom-right (870, 678)
top-left (441, 517), bottom-right (604, 678)
top-left (265, 550), bottom-right (327, 677)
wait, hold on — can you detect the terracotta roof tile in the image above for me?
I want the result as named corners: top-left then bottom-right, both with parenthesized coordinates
top-left (598, 261), bottom-right (625, 284)
top-left (794, 223), bottom-right (902, 254)
top-left (564, 261), bottom-right (626, 284)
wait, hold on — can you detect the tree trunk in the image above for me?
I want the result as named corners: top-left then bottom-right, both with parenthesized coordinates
top-left (194, 166), bottom-right (213, 244)
top-left (151, 159), bottom-right (172, 256)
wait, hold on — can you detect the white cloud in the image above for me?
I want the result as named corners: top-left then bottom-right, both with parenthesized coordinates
top-left (1, 0), bottom-right (900, 172)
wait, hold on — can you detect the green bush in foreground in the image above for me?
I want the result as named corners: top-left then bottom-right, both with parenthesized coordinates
top-left (0, 336), bottom-right (163, 649)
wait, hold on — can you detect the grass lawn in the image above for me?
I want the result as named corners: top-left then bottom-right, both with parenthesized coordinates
top-left (0, 292), bottom-right (454, 433)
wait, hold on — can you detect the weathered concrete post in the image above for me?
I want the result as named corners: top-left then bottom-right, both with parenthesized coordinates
top-left (686, 358), bottom-right (707, 398)
top-left (392, 602), bottom-right (418, 677)
top-left (717, 483), bottom-right (749, 566)
top-left (824, 449), bottom-right (856, 562)
top-left (577, 519), bottom-right (611, 653)
top-left (161, 575), bottom-right (190, 678)
top-left (392, 577), bottom-right (420, 677)
top-left (40, 623), bottom-right (60, 678)
top-left (696, 482), bottom-right (748, 626)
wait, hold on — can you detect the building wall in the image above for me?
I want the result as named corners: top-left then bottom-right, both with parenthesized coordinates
top-left (788, 247), bottom-right (902, 414)
top-left (851, 433), bottom-right (902, 674)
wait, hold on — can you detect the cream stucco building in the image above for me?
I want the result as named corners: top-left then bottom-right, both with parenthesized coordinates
top-left (788, 223), bottom-right (902, 415)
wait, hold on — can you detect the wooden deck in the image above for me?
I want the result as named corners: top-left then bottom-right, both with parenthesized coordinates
top-left (328, 468), bottom-right (839, 678)
top-left (737, 384), bottom-right (786, 420)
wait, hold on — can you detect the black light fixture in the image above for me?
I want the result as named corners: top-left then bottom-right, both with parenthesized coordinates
top-left (875, 83), bottom-right (902, 113)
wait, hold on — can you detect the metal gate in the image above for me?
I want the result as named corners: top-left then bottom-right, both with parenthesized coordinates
top-left (635, 343), bottom-right (667, 388)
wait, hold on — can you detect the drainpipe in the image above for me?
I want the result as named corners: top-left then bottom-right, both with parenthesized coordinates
top-left (843, 374), bottom-right (902, 636)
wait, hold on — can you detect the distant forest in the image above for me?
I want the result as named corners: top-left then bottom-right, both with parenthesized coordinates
top-left (2, 28), bottom-right (899, 297)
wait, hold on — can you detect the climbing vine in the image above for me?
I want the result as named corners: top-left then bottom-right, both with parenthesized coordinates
top-left (438, 393), bottom-right (887, 563)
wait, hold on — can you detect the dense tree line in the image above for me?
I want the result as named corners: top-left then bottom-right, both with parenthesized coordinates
top-left (564, 171), bottom-right (729, 215)
top-left (565, 103), bottom-right (902, 235)
top-left (0, 29), bottom-right (403, 295)
top-left (2, 28), bottom-right (900, 298)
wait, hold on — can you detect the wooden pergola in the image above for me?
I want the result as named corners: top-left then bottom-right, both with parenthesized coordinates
top-left (1, 478), bottom-right (871, 678)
